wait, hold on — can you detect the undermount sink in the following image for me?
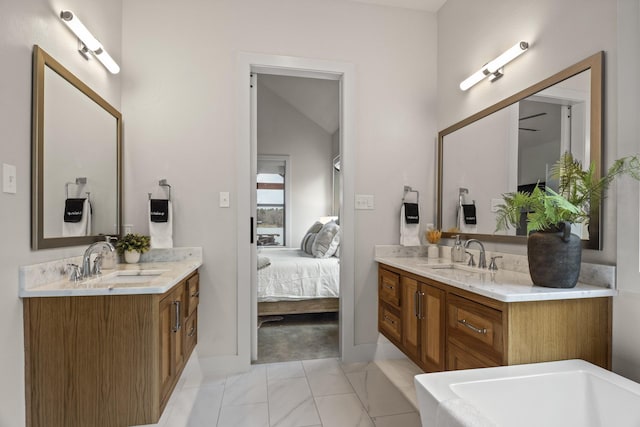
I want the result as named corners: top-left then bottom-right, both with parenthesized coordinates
top-left (417, 263), bottom-right (484, 273)
top-left (86, 270), bottom-right (169, 287)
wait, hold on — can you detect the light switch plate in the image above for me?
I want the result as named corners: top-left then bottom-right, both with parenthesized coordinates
top-left (355, 194), bottom-right (374, 210)
top-left (219, 191), bottom-right (230, 208)
top-left (2, 163), bottom-right (16, 194)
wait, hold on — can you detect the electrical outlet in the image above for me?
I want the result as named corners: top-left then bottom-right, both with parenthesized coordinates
top-left (220, 192), bottom-right (230, 208)
top-left (355, 194), bottom-right (374, 210)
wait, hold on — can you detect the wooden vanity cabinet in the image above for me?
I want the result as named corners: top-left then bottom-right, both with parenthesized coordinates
top-left (23, 270), bottom-right (199, 427)
top-left (378, 264), bottom-right (611, 373)
top-left (380, 268), bottom-right (446, 373)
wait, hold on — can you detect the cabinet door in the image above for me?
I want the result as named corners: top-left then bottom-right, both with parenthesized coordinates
top-left (159, 284), bottom-right (187, 406)
top-left (401, 277), bottom-right (420, 360)
top-left (420, 284), bottom-right (446, 372)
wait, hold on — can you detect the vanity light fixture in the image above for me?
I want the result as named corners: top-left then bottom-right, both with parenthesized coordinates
top-left (59, 10), bottom-right (120, 74)
top-left (459, 41), bottom-right (529, 91)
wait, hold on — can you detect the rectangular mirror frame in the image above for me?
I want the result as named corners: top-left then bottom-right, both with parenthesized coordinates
top-left (31, 45), bottom-right (122, 249)
top-left (437, 51), bottom-right (603, 249)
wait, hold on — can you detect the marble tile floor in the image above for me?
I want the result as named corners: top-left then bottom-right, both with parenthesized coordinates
top-left (135, 355), bottom-right (423, 427)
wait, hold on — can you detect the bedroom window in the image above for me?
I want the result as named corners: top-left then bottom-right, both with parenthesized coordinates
top-left (257, 157), bottom-right (287, 246)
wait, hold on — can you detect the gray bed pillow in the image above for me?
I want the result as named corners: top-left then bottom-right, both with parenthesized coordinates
top-left (312, 221), bottom-right (340, 258)
top-left (300, 221), bottom-right (324, 250)
top-left (303, 232), bottom-right (317, 255)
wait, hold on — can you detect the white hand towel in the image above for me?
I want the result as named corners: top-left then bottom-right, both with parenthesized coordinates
top-left (62, 199), bottom-right (91, 237)
top-left (400, 204), bottom-right (421, 246)
top-left (149, 200), bottom-right (173, 248)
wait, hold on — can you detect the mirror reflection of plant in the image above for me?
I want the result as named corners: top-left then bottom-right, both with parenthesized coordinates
top-left (115, 233), bottom-right (151, 254)
top-left (496, 152), bottom-right (640, 234)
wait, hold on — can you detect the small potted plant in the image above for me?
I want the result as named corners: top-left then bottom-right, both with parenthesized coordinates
top-left (495, 152), bottom-right (640, 288)
top-left (425, 228), bottom-right (442, 258)
top-left (116, 233), bottom-right (151, 264)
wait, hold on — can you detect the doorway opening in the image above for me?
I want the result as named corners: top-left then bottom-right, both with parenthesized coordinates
top-left (253, 73), bottom-right (341, 364)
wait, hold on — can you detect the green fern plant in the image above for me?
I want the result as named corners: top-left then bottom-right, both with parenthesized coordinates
top-left (495, 152), bottom-right (640, 234)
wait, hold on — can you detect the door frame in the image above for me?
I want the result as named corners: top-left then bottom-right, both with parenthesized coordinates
top-left (237, 52), bottom-right (356, 364)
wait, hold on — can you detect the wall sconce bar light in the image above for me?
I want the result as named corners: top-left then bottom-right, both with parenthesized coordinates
top-left (459, 41), bottom-right (529, 91)
top-left (59, 10), bottom-right (120, 74)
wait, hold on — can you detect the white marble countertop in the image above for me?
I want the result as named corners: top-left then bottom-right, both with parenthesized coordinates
top-left (20, 260), bottom-right (201, 297)
top-left (375, 256), bottom-right (616, 303)
top-left (19, 247), bottom-right (202, 298)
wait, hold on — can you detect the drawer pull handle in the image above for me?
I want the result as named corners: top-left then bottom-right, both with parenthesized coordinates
top-left (384, 315), bottom-right (396, 325)
top-left (191, 291), bottom-right (200, 298)
top-left (458, 319), bottom-right (487, 335)
top-left (384, 283), bottom-right (395, 290)
top-left (187, 326), bottom-right (196, 337)
top-left (173, 301), bottom-right (181, 333)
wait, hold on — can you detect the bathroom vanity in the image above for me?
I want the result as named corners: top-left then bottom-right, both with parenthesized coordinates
top-left (20, 252), bottom-right (201, 427)
top-left (377, 256), bottom-right (614, 373)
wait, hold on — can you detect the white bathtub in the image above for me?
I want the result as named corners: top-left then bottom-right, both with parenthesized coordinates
top-left (414, 359), bottom-right (640, 427)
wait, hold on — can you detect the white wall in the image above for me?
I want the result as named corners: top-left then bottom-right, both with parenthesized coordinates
top-left (437, 0), bottom-right (617, 262)
top-left (257, 81), bottom-right (333, 247)
top-left (614, 0), bottom-right (640, 381)
top-left (0, 0), bottom-right (122, 425)
top-left (122, 0), bottom-right (437, 359)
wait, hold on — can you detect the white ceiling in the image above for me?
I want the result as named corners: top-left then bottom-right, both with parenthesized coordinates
top-left (348, 0), bottom-right (447, 12)
top-left (259, 74), bottom-right (340, 135)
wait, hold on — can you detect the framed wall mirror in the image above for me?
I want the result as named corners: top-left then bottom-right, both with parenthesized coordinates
top-left (437, 52), bottom-right (603, 249)
top-left (32, 45), bottom-right (122, 249)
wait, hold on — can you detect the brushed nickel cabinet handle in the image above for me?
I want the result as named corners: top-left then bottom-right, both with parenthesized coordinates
top-left (383, 283), bottom-right (395, 290)
top-left (173, 301), bottom-right (181, 332)
top-left (187, 326), bottom-right (196, 337)
top-left (458, 318), bottom-right (487, 335)
top-left (191, 291), bottom-right (199, 298)
top-left (384, 315), bottom-right (396, 325)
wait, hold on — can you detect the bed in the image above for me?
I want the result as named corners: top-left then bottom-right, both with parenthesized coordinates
top-left (257, 248), bottom-right (340, 316)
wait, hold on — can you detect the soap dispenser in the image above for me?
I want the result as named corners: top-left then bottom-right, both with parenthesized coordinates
top-left (451, 235), bottom-right (465, 262)
top-left (101, 236), bottom-right (118, 270)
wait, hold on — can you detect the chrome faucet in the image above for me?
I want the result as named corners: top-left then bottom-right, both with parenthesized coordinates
top-left (82, 241), bottom-right (115, 279)
top-left (464, 239), bottom-right (486, 269)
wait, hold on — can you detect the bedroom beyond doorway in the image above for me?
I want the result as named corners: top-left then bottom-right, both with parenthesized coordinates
top-left (254, 73), bottom-right (341, 364)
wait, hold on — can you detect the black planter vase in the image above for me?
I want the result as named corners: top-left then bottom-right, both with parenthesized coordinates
top-left (527, 221), bottom-right (582, 288)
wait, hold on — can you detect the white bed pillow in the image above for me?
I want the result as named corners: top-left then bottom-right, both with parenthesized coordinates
top-left (312, 221), bottom-right (340, 258)
top-left (300, 221), bottom-right (323, 251)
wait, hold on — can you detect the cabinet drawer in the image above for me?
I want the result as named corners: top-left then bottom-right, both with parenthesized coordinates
top-left (186, 273), bottom-right (199, 317)
top-left (447, 294), bottom-right (503, 362)
top-left (447, 341), bottom-right (500, 371)
top-left (185, 309), bottom-right (198, 356)
top-left (379, 268), bottom-right (400, 307)
top-left (379, 303), bottom-right (401, 343)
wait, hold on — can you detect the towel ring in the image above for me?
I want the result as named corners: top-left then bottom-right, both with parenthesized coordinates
top-left (403, 185), bottom-right (419, 203)
top-left (148, 179), bottom-right (171, 201)
top-left (65, 177), bottom-right (88, 199)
